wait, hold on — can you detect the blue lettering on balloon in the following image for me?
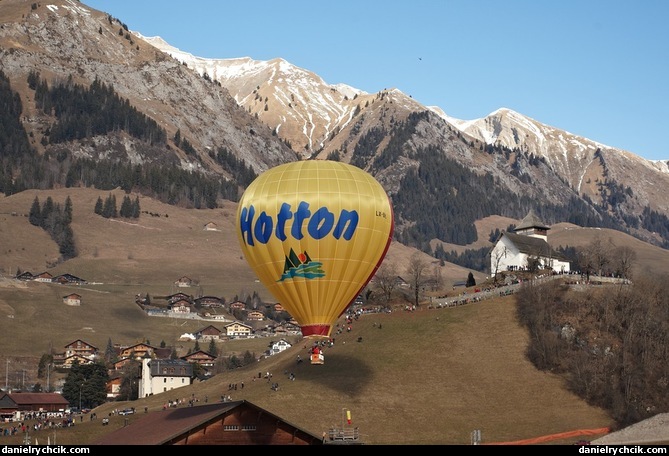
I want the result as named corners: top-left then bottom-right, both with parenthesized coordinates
top-left (239, 202), bottom-right (358, 246)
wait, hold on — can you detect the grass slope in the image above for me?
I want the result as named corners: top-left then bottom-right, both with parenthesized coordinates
top-left (4, 295), bottom-right (613, 445)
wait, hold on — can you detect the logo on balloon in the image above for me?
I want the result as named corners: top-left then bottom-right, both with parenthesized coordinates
top-left (278, 249), bottom-right (325, 281)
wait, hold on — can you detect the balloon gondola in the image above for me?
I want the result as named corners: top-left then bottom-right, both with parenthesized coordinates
top-left (310, 346), bottom-right (325, 365)
top-left (236, 160), bottom-right (394, 361)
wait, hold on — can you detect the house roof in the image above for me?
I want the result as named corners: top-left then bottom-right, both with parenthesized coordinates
top-left (515, 209), bottom-right (550, 231)
top-left (181, 350), bottom-right (216, 361)
top-left (503, 231), bottom-right (551, 254)
top-left (6, 392), bottom-right (69, 406)
top-left (65, 339), bottom-right (97, 350)
top-left (93, 400), bottom-right (323, 445)
top-left (501, 232), bottom-right (570, 261)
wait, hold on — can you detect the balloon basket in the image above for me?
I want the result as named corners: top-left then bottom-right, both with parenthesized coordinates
top-left (310, 353), bottom-right (325, 365)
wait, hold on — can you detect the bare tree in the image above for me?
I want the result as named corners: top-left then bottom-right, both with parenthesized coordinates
top-left (579, 235), bottom-right (610, 280)
top-left (611, 245), bottom-right (637, 282)
top-left (406, 253), bottom-right (429, 308)
top-left (490, 246), bottom-right (508, 284)
top-left (431, 265), bottom-right (443, 291)
top-left (373, 262), bottom-right (398, 305)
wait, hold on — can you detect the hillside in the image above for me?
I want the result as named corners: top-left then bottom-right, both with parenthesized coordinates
top-left (0, 188), bottom-right (486, 359)
top-left (1, 294), bottom-right (615, 445)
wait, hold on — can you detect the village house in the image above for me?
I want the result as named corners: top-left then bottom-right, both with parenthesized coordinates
top-left (195, 325), bottom-right (223, 341)
top-left (63, 339), bottom-right (97, 360)
top-left (203, 221), bottom-right (218, 231)
top-left (169, 299), bottom-right (195, 314)
top-left (194, 296), bottom-right (224, 308)
top-left (59, 353), bottom-right (94, 368)
top-left (62, 292), bottom-right (81, 306)
top-left (174, 276), bottom-right (195, 288)
top-left (228, 300), bottom-right (246, 311)
top-left (52, 273), bottom-right (87, 285)
top-left (94, 400), bottom-right (323, 445)
top-left (267, 339), bottom-right (292, 356)
top-left (166, 292), bottom-right (193, 304)
top-left (181, 350), bottom-right (217, 369)
top-left (118, 343), bottom-right (158, 360)
top-left (15, 271), bottom-right (34, 281)
top-left (0, 392), bottom-right (70, 420)
top-left (223, 322), bottom-right (253, 338)
top-left (106, 375), bottom-right (122, 400)
top-left (246, 310), bottom-right (265, 321)
top-left (33, 272), bottom-right (53, 283)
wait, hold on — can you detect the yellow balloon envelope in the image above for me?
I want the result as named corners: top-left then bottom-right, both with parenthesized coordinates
top-left (236, 160), bottom-right (394, 338)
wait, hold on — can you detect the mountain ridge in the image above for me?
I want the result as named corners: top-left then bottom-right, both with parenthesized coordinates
top-left (0, 0), bottom-right (668, 253)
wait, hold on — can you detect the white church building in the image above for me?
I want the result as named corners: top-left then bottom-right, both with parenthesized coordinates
top-left (490, 210), bottom-right (571, 278)
top-left (139, 357), bottom-right (193, 398)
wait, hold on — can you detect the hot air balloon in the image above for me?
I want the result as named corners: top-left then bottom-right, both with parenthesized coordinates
top-left (236, 160), bottom-right (394, 348)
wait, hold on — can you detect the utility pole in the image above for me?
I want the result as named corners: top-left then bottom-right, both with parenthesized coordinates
top-left (5, 359), bottom-right (8, 391)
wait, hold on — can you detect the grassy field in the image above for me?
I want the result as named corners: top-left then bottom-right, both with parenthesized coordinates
top-left (2, 294), bottom-right (614, 445)
top-left (1, 187), bottom-right (667, 445)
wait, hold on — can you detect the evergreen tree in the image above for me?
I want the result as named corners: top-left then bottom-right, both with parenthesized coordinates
top-left (102, 193), bottom-right (116, 218)
top-left (63, 195), bottom-right (73, 224)
top-left (105, 338), bottom-right (115, 364)
top-left (58, 225), bottom-right (77, 259)
top-left (94, 196), bottom-right (103, 215)
top-left (120, 195), bottom-right (132, 217)
top-left (62, 362), bottom-right (109, 409)
top-left (466, 272), bottom-right (476, 287)
top-left (29, 196), bottom-right (41, 226)
top-left (208, 339), bottom-right (218, 357)
top-left (41, 196), bottom-right (54, 229)
top-left (132, 196), bottom-right (140, 218)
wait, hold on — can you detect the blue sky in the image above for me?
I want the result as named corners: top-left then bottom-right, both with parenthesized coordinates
top-left (84, 0), bottom-right (668, 161)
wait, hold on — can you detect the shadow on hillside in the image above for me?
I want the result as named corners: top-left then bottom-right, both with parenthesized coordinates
top-left (292, 353), bottom-right (372, 397)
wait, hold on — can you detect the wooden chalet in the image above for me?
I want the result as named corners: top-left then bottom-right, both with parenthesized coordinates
top-left (181, 350), bottom-right (217, 368)
top-left (33, 272), bottom-right (53, 282)
top-left (15, 271), bottom-right (34, 281)
top-left (94, 400), bottom-right (324, 445)
top-left (0, 392), bottom-right (69, 418)
top-left (194, 296), bottom-right (224, 308)
top-left (62, 292), bottom-right (82, 306)
top-left (223, 322), bottom-right (253, 338)
top-left (228, 300), bottom-right (246, 311)
top-left (62, 339), bottom-right (97, 361)
top-left (52, 273), bottom-right (87, 285)
top-left (246, 310), bottom-right (265, 321)
top-left (195, 325), bottom-right (223, 341)
top-left (118, 343), bottom-right (158, 360)
top-left (169, 299), bottom-right (195, 313)
top-left (166, 292), bottom-right (193, 304)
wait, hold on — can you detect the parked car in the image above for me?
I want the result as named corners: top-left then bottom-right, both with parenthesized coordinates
top-left (119, 408), bottom-right (135, 415)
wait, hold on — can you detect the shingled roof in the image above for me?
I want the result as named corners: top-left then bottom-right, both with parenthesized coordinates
top-left (514, 209), bottom-right (550, 231)
top-left (501, 232), bottom-right (570, 261)
top-left (94, 400), bottom-right (323, 445)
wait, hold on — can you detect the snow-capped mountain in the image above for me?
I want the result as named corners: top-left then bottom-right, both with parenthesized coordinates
top-left (143, 34), bottom-right (669, 224)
